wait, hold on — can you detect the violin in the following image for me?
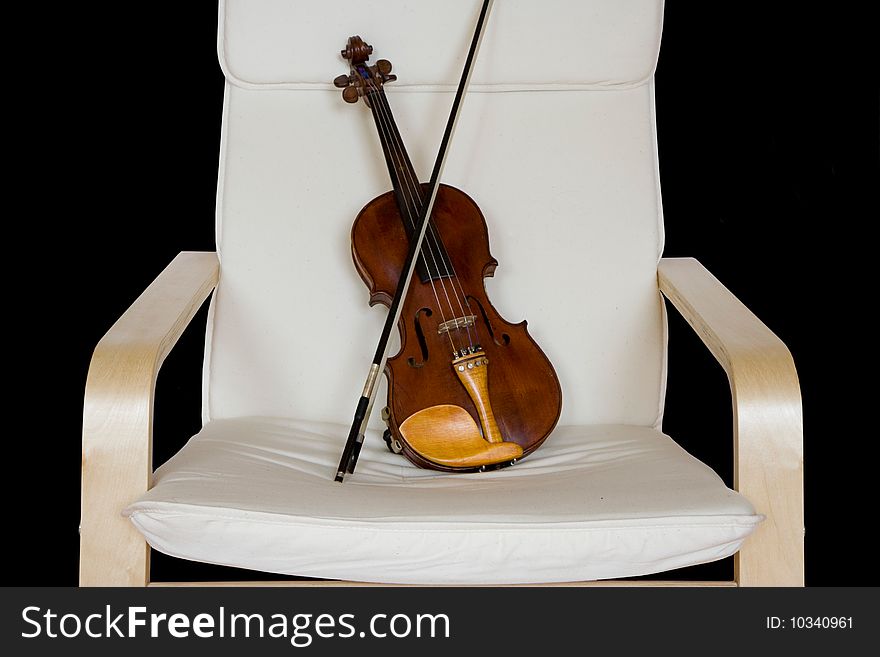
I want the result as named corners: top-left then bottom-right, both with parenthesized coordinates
top-left (335, 36), bottom-right (562, 472)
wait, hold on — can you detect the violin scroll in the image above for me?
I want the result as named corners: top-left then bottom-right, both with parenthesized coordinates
top-left (335, 36), bottom-right (397, 105)
top-left (341, 35), bottom-right (372, 63)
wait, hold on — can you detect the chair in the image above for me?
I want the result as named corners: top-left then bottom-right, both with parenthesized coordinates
top-left (80, 0), bottom-right (803, 587)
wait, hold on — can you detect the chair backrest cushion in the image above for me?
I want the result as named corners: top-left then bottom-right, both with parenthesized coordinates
top-left (204, 0), bottom-right (667, 429)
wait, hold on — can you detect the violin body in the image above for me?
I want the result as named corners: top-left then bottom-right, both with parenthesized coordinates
top-left (352, 183), bottom-right (562, 471)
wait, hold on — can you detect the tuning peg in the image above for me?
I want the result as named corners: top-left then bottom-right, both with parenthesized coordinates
top-left (340, 44), bottom-right (373, 58)
top-left (334, 74), bottom-right (352, 88)
top-left (342, 85), bottom-right (359, 103)
top-left (376, 59), bottom-right (392, 75)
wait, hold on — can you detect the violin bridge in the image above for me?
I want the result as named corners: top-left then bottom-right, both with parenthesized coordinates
top-left (437, 315), bottom-right (476, 335)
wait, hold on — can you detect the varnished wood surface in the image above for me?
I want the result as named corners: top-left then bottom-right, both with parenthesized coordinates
top-left (399, 403), bottom-right (522, 468)
top-left (352, 184), bottom-right (563, 472)
top-left (80, 252), bottom-right (219, 586)
top-left (658, 257), bottom-right (804, 587)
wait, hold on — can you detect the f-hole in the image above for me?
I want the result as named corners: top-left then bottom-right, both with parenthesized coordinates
top-left (467, 295), bottom-right (510, 346)
top-left (407, 307), bottom-right (433, 367)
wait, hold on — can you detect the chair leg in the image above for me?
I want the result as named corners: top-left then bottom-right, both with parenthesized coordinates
top-left (80, 252), bottom-right (219, 587)
top-left (658, 259), bottom-right (805, 587)
top-left (80, 390), bottom-right (153, 587)
top-left (733, 386), bottom-right (805, 586)
top-left (80, 512), bottom-right (150, 586)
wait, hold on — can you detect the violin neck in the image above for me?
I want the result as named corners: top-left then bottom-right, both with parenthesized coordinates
top-left (366, 89), bottom-right (454, 283)
top-left (367, 89), bottom-right (422, 215)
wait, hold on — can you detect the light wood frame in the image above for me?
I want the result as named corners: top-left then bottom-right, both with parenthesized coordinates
top-left (80, 253), bottom-right (803, 587)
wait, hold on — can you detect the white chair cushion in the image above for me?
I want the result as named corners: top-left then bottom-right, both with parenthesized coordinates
top-left (126, 419), bottom-right (761, 583)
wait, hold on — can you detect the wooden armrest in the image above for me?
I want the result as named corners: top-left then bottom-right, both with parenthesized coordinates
top-left (80, 251), bottom-right (219, 586)
top-left (658, 257), bottom-right (804, 586)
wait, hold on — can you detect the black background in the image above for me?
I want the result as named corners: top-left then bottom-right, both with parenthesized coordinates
top-left (11, 3), bottom-right (877, 585)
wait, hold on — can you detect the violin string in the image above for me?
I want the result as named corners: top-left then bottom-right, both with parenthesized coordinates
top-left (362, 76), bottom-right (460, 355)
top-left (368, 86), bottom-right (459, 353)
top-left (364, 77), bottom-right (474, 356)
top-left (375, 88), bottom-right (482, 351)
top-left (372, 86), bottom-right (482, 352)
top-left (365, 72), bottom-right (483, 355)
top-left (370, 86), bottom-right (473, 351)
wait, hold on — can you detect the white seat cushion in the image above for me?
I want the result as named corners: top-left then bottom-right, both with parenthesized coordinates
top-left (126, 418), bottom-right (761, 583)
